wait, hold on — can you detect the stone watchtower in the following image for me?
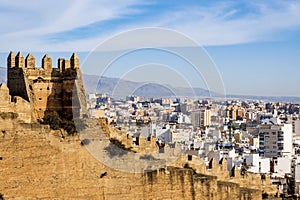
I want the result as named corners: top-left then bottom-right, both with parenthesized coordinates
top-left (7, 52), bottom-right (87, 121)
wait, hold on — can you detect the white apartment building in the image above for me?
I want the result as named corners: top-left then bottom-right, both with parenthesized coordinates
top-left (190, 108), bottom-right (211, 128)
top-left (274, 156), bottom-right (291, 177)
top-left (259, 124), bottom-right (293, 158)
top-left (172, 128), bottom-right (191, 143)
top-left (294, 120), bottom-right (300, 136)
top-left (243, 153), bottom-right (270, 173)
top-left (293, 156), bottom-right (300, 195)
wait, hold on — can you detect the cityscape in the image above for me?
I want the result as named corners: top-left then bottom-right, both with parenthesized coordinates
top-left (87, 91), bottom-right (300, 197)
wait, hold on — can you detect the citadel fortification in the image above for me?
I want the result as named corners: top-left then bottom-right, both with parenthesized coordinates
top-left (7, 52), bottom-right (87, 121)
top-left (0, 52), bottom-right (278, 199)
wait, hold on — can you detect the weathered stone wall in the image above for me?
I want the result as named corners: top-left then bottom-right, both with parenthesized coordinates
top-left (0, 83), bottom-right (10, 111)
top-left (0, 83), bottom-right (31, 123)
top-left (194, 174), bottom-right (219, 199)
top-left (217, 181), bottom-right (240, 200)
top-left (99, 118), bottom-right (159, 154)
top-left (0, 119), bottom-right (267, 200)
top-left (240, 188), bottom-right (262, 200)
top-left (0, 122), bottom-right (193, 199)
top-left (177, 154), bottom-right (277, 196)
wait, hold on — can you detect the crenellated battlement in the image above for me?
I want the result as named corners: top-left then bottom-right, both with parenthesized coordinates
top-left (7, 52), bottom-right (87, 121)
top-left (25, 53), bottom-right (35, 69)
top-left (8, 51), bottom-right (80, 72)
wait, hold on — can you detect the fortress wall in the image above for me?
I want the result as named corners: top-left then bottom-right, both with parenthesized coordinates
top-left (7, 67), bottom-right (30, 102)
top-left (0, 123), bottom-right (111, 199)
top-left (194, 174), bottom-right (219, 200)
top-left (0, 84), bottom-right (10, 111)
top-left (12, 97), bottom-right (31, 123)
top-left (217, 181), bottom-right (240, 200)
top-left (73, 69), bottom-right (88, 118)
top-left (0, 121), bottom-right (264, 200)
top-left (0, 83), bottom-right (31, 123)
top-left (0, 123), bottom-right (194, 199)
top-left (240, 188), bottom-right (262, 200)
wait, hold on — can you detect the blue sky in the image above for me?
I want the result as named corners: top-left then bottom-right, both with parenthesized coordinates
top-left (0, 0), bottom-right (300, 96)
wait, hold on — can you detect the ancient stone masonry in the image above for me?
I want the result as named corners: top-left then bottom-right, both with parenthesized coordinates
top-left (0, 83), bottom-right (31, 123)
top-left (7, 52), bottom-right (87, 121)
top-left (0, 120), bottom-right (265, 200)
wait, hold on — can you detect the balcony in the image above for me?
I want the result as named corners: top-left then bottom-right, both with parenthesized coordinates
top-left (278, 132), bottom-right (284, 137)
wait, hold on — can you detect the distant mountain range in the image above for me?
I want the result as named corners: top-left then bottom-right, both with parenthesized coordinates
top-left (82, 74), bottom-right (300, 102)
top-left (1, 67), bottom-right (300, 102)
top-left (0, 67), bottom-right (6, 84)
top-left (82, 74), bottom-right (212, 99)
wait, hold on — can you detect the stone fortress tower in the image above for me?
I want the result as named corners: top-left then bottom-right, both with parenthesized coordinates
top-left (7, 52), bottom-right (87, 121)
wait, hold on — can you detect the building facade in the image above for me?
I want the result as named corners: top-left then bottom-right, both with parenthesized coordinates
top-left (191, 108), bottom-right (211, 128)
top-left (259, 124), bottom-right (293, 158)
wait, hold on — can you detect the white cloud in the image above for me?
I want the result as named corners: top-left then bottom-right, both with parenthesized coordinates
top-left (1, 0), bottom-right (144, 35)
top-left (0, 0), bottom-right (145, 51)
top-left (1, 0), bottom-right (300, 51)
top-left (159, 1), bottom-right (300, 46)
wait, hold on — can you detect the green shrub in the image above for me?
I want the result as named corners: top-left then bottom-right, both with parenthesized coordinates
top-left (42, 111), bottom-right (62, 130)
top-left (42, 111), bottom-right (85, 135)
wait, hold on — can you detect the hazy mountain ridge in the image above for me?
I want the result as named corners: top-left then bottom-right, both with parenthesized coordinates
top-left (0, 67), bottom-right (6, 84)
top-left (83, 74), bottom-right (300, 102)
top-left (0, 68), bottom-right (299, 102)
top-left (82, 74), bottom-right (211, 98)
top-left (226, 94), bottom-right (300, 103)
